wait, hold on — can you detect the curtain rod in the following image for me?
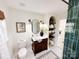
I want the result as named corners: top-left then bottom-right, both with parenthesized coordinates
top-left (62, 0), bottom-right (69, 5)
top-left (62, 0), bottom-right (72, 7)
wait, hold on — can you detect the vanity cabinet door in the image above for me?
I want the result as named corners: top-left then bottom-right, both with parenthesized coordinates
top-left (41, 39), bottom-right (48, 50)
top-left (32, 41), bottom-right (42, 55)
top-left (32, 38), bottom-right (48, 55)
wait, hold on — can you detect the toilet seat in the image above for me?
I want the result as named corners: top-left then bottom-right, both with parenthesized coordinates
top-left (18, 48), bottom-right (27, 59)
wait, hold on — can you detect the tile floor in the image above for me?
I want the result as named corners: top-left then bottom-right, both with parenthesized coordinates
top-left (13, 40), bottom-right (63, 59)
top-left (14, 45), bottom-right (63, 59)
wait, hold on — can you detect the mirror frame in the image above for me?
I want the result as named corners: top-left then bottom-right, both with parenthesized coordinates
top-left (31, 19), bottom-right (40, 34)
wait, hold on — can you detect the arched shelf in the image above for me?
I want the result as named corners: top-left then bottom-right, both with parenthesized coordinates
top-left (49, 16), bottom-right (56, 46)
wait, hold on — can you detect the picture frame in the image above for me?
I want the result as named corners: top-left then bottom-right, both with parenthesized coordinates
top-left (16, 22), bottom-right (26, 33)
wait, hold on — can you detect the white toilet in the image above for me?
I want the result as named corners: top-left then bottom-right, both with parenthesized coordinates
top-left (17, 38), bottom-right (28, 59)
top-left (17, 48), bottom-right (27, 59)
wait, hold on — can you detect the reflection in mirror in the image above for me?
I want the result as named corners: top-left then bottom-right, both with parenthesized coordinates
top-left (31, 19), bottom-right (40, 34)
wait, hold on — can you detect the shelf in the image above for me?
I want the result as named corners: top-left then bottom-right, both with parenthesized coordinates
top-left (49, 36), bottom-right (55, 38)
top-left (49, 28), bottom-right (55, 30)
top-left (49, 16), bottom-right (56, 47)
top-left (49, 32), bottom-right (55, 34)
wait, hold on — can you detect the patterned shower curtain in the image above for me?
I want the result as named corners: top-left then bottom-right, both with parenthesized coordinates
top-left (63, 0), bottom-right (79, 59)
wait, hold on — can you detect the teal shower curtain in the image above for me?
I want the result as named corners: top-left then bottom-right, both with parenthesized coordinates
top-left (63, 0), bottom-right (79, 59)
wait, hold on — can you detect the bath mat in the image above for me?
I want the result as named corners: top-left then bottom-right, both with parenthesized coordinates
top-left (36, 50), bottom-right (59, 59)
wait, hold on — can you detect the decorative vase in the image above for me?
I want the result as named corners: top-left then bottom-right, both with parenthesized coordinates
top-left (40, 31), bottom-right (44, 36)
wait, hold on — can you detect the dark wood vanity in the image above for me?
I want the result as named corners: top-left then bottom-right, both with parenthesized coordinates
top-left (32, 38), bottom-right (48, 55)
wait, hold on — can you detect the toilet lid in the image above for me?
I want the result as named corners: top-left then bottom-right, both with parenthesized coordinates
top-left (18, 48), bottom-right (27, 58)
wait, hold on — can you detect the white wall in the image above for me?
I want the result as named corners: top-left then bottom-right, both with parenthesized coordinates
top-left (54, 12), bottom-right (67, 47)
top-left (0, 1), bottom-right (67, 58)
top-left (43, 12), bottom-right (67, 59)
top-left (6, 8), bottom-right (45, 59)
top-left (57, 19), bottom-right (66, 48)
top-left (57, 19), bottom-right (66, 59)
top-left (43, 11), bottom-right (67, 46)
top-left (0, 0), bottom-right (67, 59)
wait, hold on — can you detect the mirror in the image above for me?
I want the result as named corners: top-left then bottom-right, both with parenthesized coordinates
top-left (31, 19), bottom-right (40, 34)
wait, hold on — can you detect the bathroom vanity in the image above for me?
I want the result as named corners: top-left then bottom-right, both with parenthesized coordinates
top-left (31, 36), bottom-right (48, 55)
top-left (31, 19), bottom-right (48, 55)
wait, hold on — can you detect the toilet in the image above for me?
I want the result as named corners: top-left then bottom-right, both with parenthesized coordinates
top-left (17, 48), bottom-right (27, 59)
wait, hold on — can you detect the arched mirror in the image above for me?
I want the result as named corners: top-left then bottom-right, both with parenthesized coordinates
top-left (31, 19), bottom-right (40, 34)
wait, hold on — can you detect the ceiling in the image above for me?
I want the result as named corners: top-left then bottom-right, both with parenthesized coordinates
top-left (4, 0), bottom-right (68, 14)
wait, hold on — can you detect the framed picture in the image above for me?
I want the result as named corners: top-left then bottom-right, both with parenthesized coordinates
top-left (16, 22), bottom-right (26, 33)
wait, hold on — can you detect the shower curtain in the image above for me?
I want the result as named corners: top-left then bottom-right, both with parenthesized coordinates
top-left (63, 0), bottom-right (79, 59)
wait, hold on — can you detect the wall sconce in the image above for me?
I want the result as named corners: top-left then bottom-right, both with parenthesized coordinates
top-left (0, 10), bottom-right (5, 20)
